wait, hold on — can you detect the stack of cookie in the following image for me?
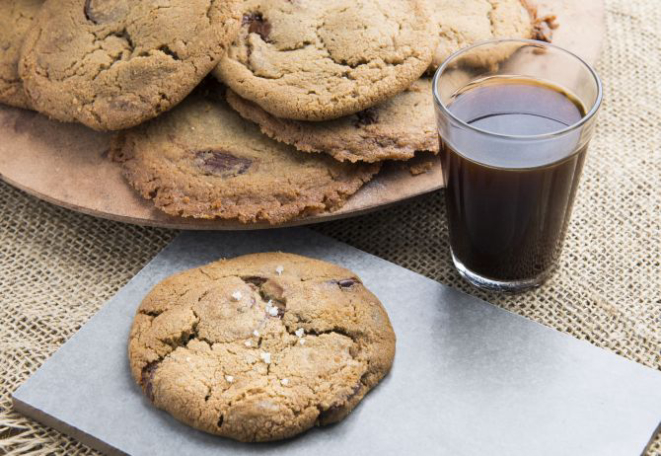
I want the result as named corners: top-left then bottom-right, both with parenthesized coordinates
top-left (1, 0), bottom-right (547, 225)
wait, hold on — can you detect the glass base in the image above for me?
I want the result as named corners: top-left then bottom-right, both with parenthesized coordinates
top-left (451, 252), bottom-right (548, 293)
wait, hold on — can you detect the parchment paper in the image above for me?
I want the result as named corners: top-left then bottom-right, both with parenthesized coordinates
top-left (12, 229), bottom-right (661, 456)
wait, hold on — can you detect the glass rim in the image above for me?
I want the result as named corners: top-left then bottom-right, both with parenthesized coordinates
top-left (432, 38), bottom-right (603, 141)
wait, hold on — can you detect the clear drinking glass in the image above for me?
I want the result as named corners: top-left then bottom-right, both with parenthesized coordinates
top-left (433, 39), bottom-right (603, 293)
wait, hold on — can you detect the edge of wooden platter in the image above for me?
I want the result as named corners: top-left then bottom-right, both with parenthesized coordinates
top-left (0, 0), bottom-right (604, 230)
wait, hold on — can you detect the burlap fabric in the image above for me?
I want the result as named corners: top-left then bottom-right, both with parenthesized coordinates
top-left (1, 0), bottom-right (659, 454)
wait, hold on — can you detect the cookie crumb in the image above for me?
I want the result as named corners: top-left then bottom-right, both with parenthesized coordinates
top-left (280, 378), bottom-right (289, 386)
top-left (409, 160), bottom-right (434, 176)
top-left (533, 14), bottom-right (559, 42)
top-left (295, 328), bottom-right (305, 338)
top-left (275, 265), bottom-right (284, 275)
top-left (225, 375), bottom-right (234, 383)
top-left (260, 352), bottom-right (271, 364)
top-left (231, 291), bottom-right (243, 301)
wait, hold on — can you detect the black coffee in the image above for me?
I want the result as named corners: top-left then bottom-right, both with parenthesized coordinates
top-left (440, 76), bottom-right (588, 283)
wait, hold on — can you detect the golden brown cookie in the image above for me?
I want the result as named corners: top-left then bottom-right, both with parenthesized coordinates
top-left (214, 0), bottom-right (436, 121)
top-left (0, 0), bottom-right (44, 109)
top-left (19, 0), bottom-right (241, 130)
top-left (128, 253), bottom-right (396, 442)
top-left (427, 0), bottom-right (535, 71)
top-left (226, 79), bottom-right (438, 163)
top-left (111, 91), bottom-right (380, 224)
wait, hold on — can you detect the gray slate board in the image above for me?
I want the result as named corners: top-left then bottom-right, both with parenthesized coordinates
top-left (12, 229), bottom-right (661, 456)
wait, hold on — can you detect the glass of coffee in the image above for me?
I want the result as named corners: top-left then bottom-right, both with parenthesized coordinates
top-left (433, 39), bottom-right (603, 293)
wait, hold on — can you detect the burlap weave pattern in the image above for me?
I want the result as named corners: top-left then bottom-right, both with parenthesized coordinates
top-left (1, 0), bottom-right (660, 454)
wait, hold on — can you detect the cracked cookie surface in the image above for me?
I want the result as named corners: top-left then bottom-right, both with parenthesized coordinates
top-left (426, 0), bottom-right (535, 71)
top-left (128, 253), bottom-right (396, 442)
top-left (0, 0), bottom-right (44, 109)
top-left (226, 78), bottom-right (438, 163)
top-left (111, 90), bottom-right (380, 223)
top-left (19, 0), bottom-right (241, 130)
top-left (213, 0), bottom-right (436, 121)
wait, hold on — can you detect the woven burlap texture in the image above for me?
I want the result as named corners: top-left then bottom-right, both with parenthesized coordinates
top-left (1, 0), bottom-right (660, 454)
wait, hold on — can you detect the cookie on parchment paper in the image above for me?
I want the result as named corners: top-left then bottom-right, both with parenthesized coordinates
top-left (128, 252), bottom-right (396, 442)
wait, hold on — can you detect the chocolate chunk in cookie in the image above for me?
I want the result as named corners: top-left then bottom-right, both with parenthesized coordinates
top-left (242, 12), bottom-right (272, 41)
top-left (354, 108), bottom-right (380, 128)
top-left (195, 150), bottom-right (254, 177)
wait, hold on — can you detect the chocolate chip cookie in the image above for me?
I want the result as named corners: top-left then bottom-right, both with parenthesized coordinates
top-left (19, 0), bottom-right (241, 130)
top-left (214, 0), bottom-right (436, 121)
top-left (427, 0), bottom-right (535, 71)
top-left (128, 253), bottom-right (396, 442)
top-left (226, 78), bottom-right (438, 163)
top-left (111, 91), bottom-right (380, 224)
top-left (0, 0), bottom-right (43, 109)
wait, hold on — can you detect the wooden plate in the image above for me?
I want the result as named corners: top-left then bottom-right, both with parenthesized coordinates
top-left (0, 0), bottom-right (604, 230)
